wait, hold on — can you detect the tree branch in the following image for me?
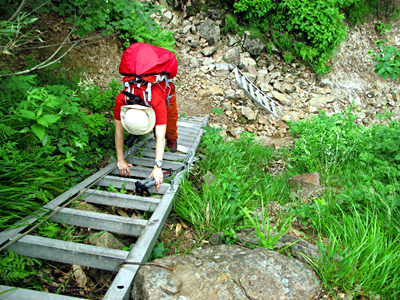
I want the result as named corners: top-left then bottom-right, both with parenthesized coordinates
top-left (8, 0), bottom-right (27, 22)
top-left (1, 1), bottom-right (94, 78)
top-left (14, 27), bottom-right (118, 52)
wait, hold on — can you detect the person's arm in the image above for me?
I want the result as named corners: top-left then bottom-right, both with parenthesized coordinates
top-left (149, 124), bottom-right (167, 191)
top-left (115, 120), bottom-right (132, 177)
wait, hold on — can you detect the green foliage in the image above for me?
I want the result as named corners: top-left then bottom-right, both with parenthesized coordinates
top-left (148, 242), bottom-right (167, 261)
top-left (176, 129), bottom-right (289, 235)
top-left (341, 0), bottom-right (399, 26)
top-left (310, 204), bottom-right (400, 298)
top-left (0, 0), bottom-right (175, 70)
top-left (221, 14), bottom-right (240, 34)
top-left (0, 250), bottom-right (42, 286)
top-left (288, 108), bottom-right (400, 297)
top-left (77, 79), bottom-right (121, 113)
top-left (291, 200), bottom-right (328, 228)
top-left (233, 0), bottom-right (347, 75)
top-left (369, 40), bottom-right (400, 80)
top-left (0, 72), bottom-right (118, 228)
top-left (0, 12), bottom-right (40, 56)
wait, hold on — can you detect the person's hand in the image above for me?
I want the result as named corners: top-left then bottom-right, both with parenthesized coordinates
top-left (117, 160), bottom-right (132, 177)
top-left (150, 167), bottom-right (163, 191)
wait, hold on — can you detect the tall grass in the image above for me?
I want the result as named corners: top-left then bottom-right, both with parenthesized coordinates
top-left (312, 203), bottom-right (400, 298)
top-left (288, 109), bottom-right (400, 297)
top-left (176, 129), bottom-right (290, 236)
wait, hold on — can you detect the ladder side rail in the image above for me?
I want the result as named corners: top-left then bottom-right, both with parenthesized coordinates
top-left (103, 115), bottom-right (209, 300)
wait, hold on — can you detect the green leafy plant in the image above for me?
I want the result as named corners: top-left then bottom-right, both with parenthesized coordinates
top-left (233, 0), bottom-right (348, 75)
top-left (0, 250), bottom-right (42, 286)
top-left (368, 40), bottom-right (400, 80)
top-left (148, 242), bottom-right (168, 261)
top-left (212, 108), bottom-right (223, 116)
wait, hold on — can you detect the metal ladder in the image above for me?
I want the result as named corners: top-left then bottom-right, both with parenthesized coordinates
top-left (0, 115), bottom-right (209, 300)
top-left (234, 66), bottom-right (282, 116)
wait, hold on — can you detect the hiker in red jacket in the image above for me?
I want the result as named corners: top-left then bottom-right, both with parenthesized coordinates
top-left (114, 43), bottom-right (178, 191)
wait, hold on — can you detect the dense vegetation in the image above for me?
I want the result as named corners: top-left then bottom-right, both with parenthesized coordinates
top-left (221, 0), bottom-right (399, 75)
top-left (178, 110), bottom-right (400, 298)
top-left (1, 0), bottom-right (400, 298)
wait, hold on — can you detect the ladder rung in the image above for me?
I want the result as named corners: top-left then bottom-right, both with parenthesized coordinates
top-left (177, 121), bottom-right (203, 129)
top-left (127, 157), bottom-right (185, 169)
top-left (52, 207), bottom-right (148, 236)
top-left (83, 187), bottom-right (161, 210)
top-left (140, 149), bottom-right (187, 161)
top-left (8, 235), bottom-right (128, 271)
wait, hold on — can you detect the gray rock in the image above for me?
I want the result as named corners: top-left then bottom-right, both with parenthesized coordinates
top-left (190, 56), bottom-right (200, 67)
top-left (282, 82), bottom-right (294, 93)
top-left (259, 82), bottom-right (272, 92)
top-left (88, 231), bottom-right (125, 249)
top-left (225, 89), bottom-right (236, 98)
top-left (227, 34), bottom-right (241, 46)
top-left (243, 34), bottom-right (265, 55)
top-left (224, 47), bottom-right (240, 65)
top-left (242, 72), bottom-right (256, 83)
top-left (206, 9), bottom-right (225, 20)
top-left (209, 232), bottom-right (225, 245)
top-left (183, 24), bottom-right (192, 34)
top-left (198, 90), bottom-right (212, 98)
top-left (210, 85), bottom-right (224, 96)
top-left (214, 63), bottom-right (230, 71)
top-left (198, 19), bottom-right (220, 45)
top-left (242, 106), bottom-right (257, 120)
top-left (202, 46), bottom-right (217, 56)
top-left (168, 15), bottom-right (180, 29)
top-left (274, 81), bottom-right (285, 93)
top-left (272, 90), bottom-right (292, 106)
top-left (162, 10), bottom-right (173, 23)
top-left (310, 95), bottom-right (335, 106)
top-left (229, 127), bottom-right (244, 137)
top-left (223, 101), bottom-right (233, 111)
top-left (132, 245), bottom-right (321, 300)
top-left (270, 71), bottom-right (281, 79)
top-left (202, 171), bottom-right (216, 187)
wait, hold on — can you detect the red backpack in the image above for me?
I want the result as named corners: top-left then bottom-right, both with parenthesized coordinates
top-left (119, 43), bottom-right (178, 107)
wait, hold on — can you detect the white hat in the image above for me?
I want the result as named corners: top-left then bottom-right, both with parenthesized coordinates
top-left (120, 105), bottom-right (155, 135)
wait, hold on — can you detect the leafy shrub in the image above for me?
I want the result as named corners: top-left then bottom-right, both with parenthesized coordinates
top-left (78, 79), bottom-right (122, 113)
top-left (233, 0), bottom-right (348, 74)
top-left (0, 73), bottom-right (117, 227)
top-left (369, 40), bottom-right (400, 80)
top-left (341, 0), bottom-right (399, 26)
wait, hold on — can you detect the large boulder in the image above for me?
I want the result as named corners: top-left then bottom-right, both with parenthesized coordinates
top-left (198, 19), bottom-right (221, 45)
top-left (132, 244), bottom-right (321, 300)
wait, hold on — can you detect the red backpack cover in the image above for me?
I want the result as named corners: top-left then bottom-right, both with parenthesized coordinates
top-left (119, 43), bottom-right (177, 83)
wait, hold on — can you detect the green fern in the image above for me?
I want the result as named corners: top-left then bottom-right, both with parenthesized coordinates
top-left (0, 250), bottom-right (42, 283)
top-left (37, 221), bottom-right (60, 239)
top-left (0, 123), bottom-right (18, 141)
top-left (283, 51), bottom-right (294, 64)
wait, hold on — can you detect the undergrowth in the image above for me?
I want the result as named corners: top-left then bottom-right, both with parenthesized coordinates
top-left (177, 108), bottom-right (400, 299)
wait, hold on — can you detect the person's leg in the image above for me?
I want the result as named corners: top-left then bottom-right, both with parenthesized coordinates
top-left (166, 92), bottom-right (178, 152)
